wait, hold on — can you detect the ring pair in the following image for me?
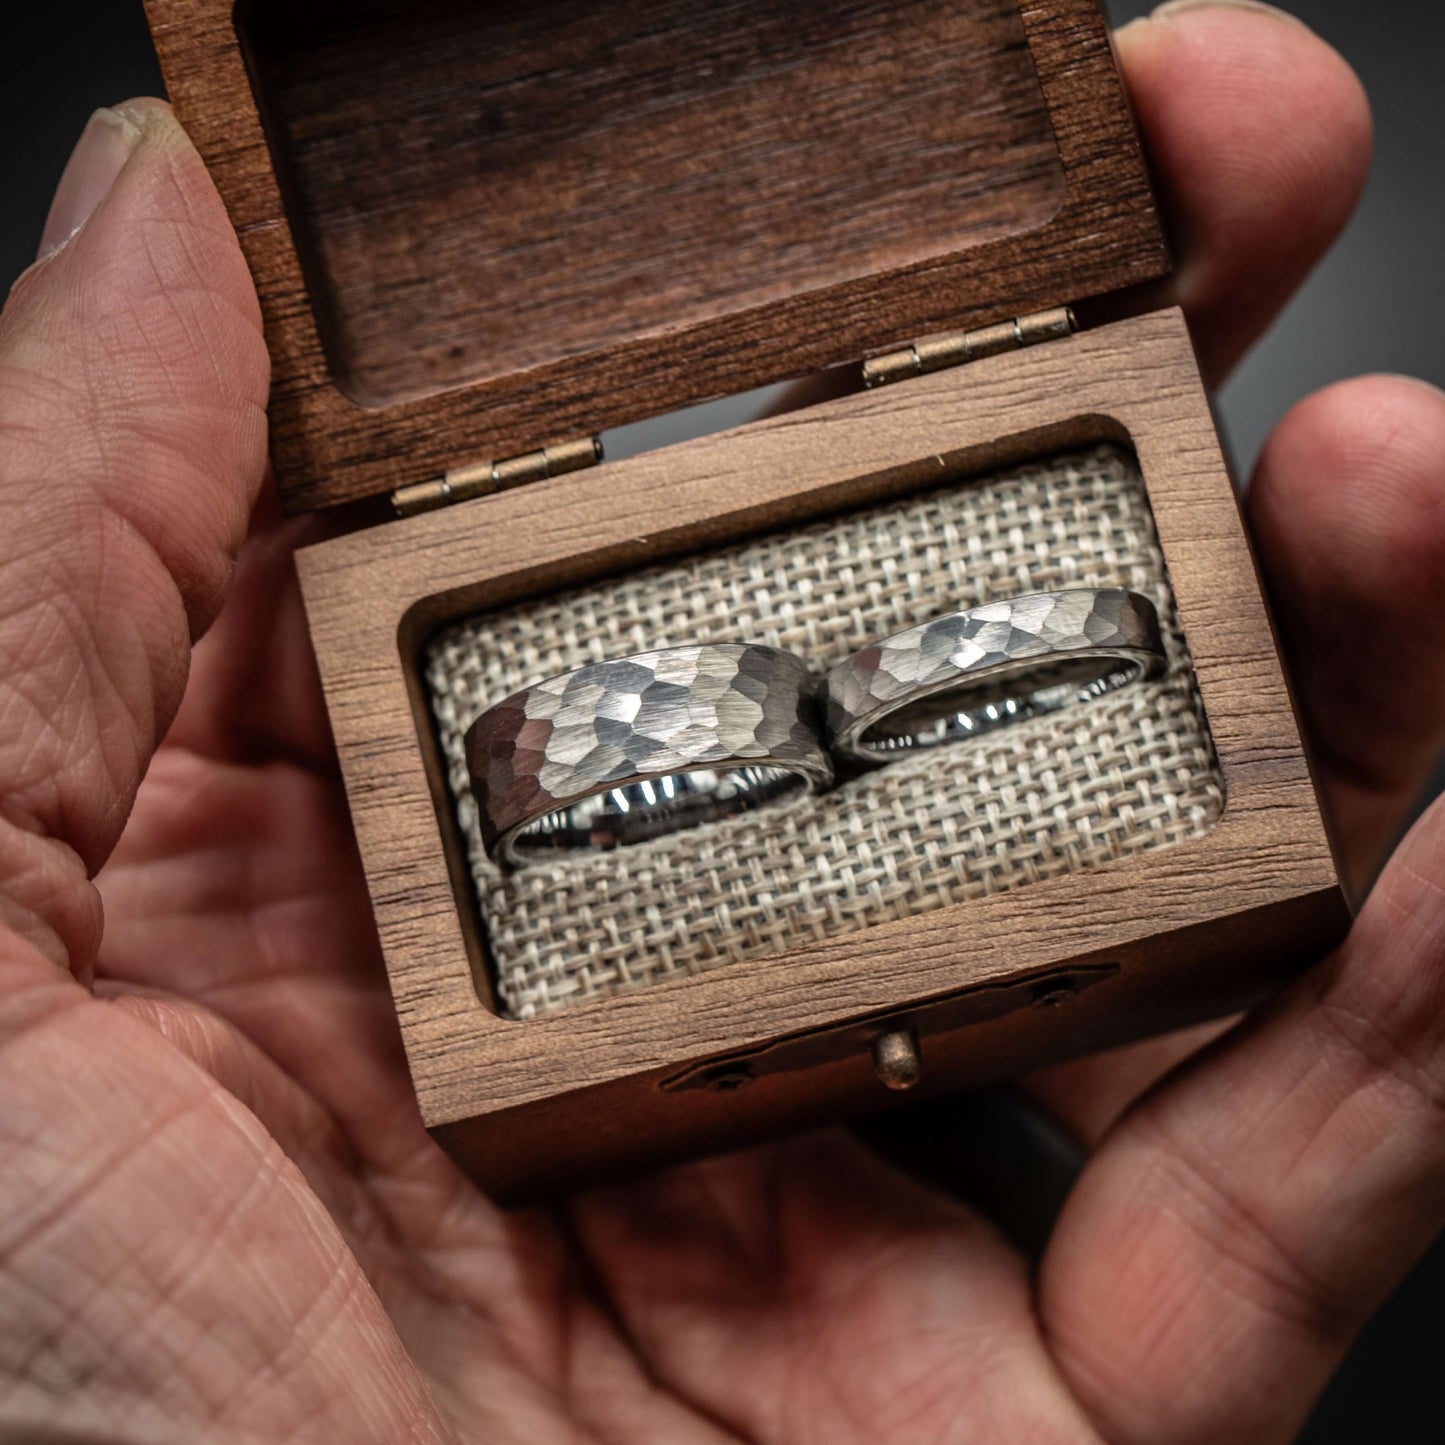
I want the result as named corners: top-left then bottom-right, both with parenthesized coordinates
top-left (466, 587), bottom-right (1166, 868)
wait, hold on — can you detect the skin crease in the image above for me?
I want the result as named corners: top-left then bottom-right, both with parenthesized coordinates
top-left (2, 4), bottom-right (1445, 1442)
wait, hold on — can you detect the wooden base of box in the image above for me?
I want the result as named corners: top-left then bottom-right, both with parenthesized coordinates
top-left (297, 308), bottom-right (1347, 1203)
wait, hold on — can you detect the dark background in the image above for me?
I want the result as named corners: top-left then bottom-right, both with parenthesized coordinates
top-left (2, 1), bottom-right (1442, 1439)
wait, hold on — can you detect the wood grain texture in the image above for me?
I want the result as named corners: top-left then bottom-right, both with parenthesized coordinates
top-left (295, 310), bottom-right (1348, 1201)
top-left (144, 0), bottom-right (1168, 512)
top-left (244, 0), bottom-right (1066, 407)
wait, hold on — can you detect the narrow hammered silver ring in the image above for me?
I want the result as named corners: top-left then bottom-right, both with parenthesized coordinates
top-left (466, 644), bottom-right (832, 867)
top-left (822, 588), bottom-right (1167, 765)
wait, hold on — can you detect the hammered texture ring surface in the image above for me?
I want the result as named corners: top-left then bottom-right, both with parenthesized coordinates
top-left (823, 588), bottom-right (1166, 764)
top-left (466, 644), bottom-right (832, 867)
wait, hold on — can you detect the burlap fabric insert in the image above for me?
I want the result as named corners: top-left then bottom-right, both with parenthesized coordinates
top-left (425, 444), bottom-right (1224, 1020)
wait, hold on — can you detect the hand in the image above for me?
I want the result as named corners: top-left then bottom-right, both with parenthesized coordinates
top-left (3, 5), bottom-right (1441, 1441)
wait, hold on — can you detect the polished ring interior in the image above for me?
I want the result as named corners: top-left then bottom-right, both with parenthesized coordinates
top-left (823, 588), bottom-right (1166, 764)
top-left (465, 643), bottom-right (832, 868)
top-left (510, 765), bottom-right (805, 857)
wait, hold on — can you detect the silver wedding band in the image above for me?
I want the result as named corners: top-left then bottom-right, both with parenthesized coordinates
top-left (822, 588), bottom-right (1166, 764)
top-left (466, 591), bottom-right (1166, 863)
top-left (466, 643), bottom-right (832, 867)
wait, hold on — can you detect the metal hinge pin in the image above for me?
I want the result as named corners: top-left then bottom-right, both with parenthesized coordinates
top-left (863, 306), bottom-right (1077, 390)
top-left (393, 435), bottom-right (602, 518)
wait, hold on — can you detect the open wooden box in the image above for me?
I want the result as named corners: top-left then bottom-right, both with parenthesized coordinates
top-left (144, 0), bottom-right (1348, 1200)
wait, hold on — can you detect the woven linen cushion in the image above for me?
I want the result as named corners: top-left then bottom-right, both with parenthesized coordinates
top-left (425, 443), bottom-right (1223, 1019)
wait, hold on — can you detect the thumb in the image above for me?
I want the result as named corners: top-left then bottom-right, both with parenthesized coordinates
top-left (0, 99), bottom-right (269, 977)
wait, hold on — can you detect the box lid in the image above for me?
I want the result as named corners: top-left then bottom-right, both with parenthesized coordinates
top-left (144, 0), bottom-right (1168, 514)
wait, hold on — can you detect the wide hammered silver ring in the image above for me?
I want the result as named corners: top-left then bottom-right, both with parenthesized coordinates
top-left (822, 587), bottom-right (1167, 765)
top-left (466, 644), bottom-right (833, 867)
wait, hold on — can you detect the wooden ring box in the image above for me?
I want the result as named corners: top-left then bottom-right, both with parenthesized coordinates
top-left (145, 0), bottom-right (1349, 1201)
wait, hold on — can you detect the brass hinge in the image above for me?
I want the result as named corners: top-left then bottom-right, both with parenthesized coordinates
top-left (392, 435), bottom-right (602, 518)
top-left (862, 306), bottom-right (1076, 390)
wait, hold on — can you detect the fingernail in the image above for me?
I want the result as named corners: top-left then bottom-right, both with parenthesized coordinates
top-left (1148, 0), bottom-right (1313, 28)
top-left (38, 107), bottom-right (144, 262)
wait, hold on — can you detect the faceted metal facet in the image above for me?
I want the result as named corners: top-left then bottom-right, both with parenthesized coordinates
top-left (822, 588), bottom-right (1166, 763)
top-left (467, 644), bottom-right (831, 865)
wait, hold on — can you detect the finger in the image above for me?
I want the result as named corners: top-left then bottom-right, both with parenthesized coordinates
top-left (1040, 793), bottom-right (1445, 1445)
top-left (1248, 374), bottom-right (1445, 890)
top-left (155, 481), bottom-right (368, 775)
top-left (1027, 373), bottom-right (1445, 1141)
top-left (1022, 1018), bottom-right (1235, 1148)
top-left (0, 100), bottom-right (268, 975)
top-left (1109, 1), bottom-right (1371, 385)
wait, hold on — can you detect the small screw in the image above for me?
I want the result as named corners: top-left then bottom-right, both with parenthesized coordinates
top-left (871, 1028), bottom-right (922, 1090)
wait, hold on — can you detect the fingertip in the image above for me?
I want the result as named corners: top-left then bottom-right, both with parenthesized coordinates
top-left (109, 95), bottom-right (176, 127)
top-left (1116, 4), bottom-right (1373, 380)
top-left (14, 94), bottom-right (265, 371)
top-left (1259, 372), bottom-right (1445, 473)
top-left (1126, 3), bottom-right (1373, 236)
top-left (1118, 3), bottom-right (1374, 175)
top-left (94, 94), bottom-right (266, 347)
top-left (1247, 375), bottom-right (1445, 849)
top-left (1252, 375), bottom-right (1445, 606)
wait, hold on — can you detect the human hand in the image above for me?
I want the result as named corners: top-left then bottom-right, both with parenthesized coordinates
top-left (4, 6), bottom-right (1443, 1441)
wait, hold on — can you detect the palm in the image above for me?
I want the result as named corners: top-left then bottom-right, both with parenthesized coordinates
top-left (6, 9), bottom-right (1445, 1444)
top-left (88, 510), bottom-right (1089, 1443)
